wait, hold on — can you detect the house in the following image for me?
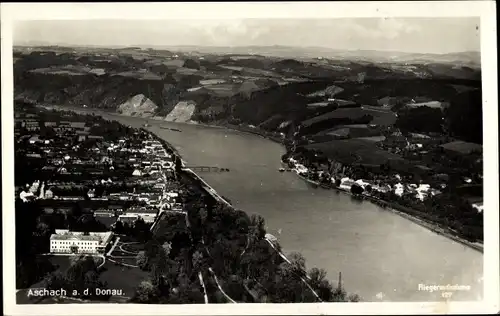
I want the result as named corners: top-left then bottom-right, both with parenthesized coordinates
top-left (44, 189), bottom-right (54, 199)
top-left (339, 178), bottom-right (356, 191)
top-left (59, 196), bottom-right (85, 201)
top-left (132, 169), bottom-right (143, 177)
top-left (44, 121), bottom-right (57, 127)
top-left (70, 122), bottom-right (86, 129)
top-left (147, 194), bottom-right (162, 205)
top-left (393, 183), bottom-right (405, 196)
top-left (26, 153), bottom-right (42, 158)
top-left (118, 194), bottom-right (131, 201)
top-left (117, 214), bottom-right (138, 225)
top-left (472, 202), bottom-right (483, 213)
top-left (94, 209), bottom-right (116, 217)
top-left (28, 135), bottom-right (41, 144)
top-left (19, 190), bottom-right (35, 202)
top-left (49, 229), bottom-right (114, 254)
top-left (76, 130), bottom-right (90, 142)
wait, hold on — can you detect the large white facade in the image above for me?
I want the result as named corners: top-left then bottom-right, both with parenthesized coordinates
top-left (49, 229), bottom-right (113, 254)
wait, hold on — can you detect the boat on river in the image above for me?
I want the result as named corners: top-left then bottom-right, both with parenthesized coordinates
top-left (160, 126), bottom-right (182, 132)
top-left (278, 167), bottom-right (285, 172)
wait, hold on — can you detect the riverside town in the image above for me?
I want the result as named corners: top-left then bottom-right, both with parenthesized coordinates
top-left (11, 14), bottom-right (487, 305)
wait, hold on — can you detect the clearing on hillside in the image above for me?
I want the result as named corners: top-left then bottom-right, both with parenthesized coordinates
top-left (306, 138), bottom-right (401, 165)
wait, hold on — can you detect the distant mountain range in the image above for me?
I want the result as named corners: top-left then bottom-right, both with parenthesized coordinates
top-left (14, 41), bottom-right (480, 66)
top-left (150, 45), bottom-right (481, 66)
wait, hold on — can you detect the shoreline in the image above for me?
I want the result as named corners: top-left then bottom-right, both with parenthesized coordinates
top-left (39, 105), bottom-right (483, 253)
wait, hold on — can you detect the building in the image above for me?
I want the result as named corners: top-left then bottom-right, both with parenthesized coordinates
top-left (49, 229), bottom-right (113, 254)
top-left (93, 208), bottom-right (115, 217)
top-left (339, 177), bottom-right (356, 191)
top-left (123, 207), bottom-right (158, 223)
top-left (472, 202), bottom-right (483, 213)
top-left (117, 214), bottom-right (138, 225)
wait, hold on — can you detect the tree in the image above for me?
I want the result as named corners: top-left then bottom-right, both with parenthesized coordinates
top-left (191, 250), bottom-right (205, 275)
top-left (150, 245), bottom-right (168, 286)
top-left (350, 184), bottom-right (364, 195)
top-left (445, 89), bottom-right (482, 144)
top-left (288, 252), bottom-right (306, 276)
top-left (113, 220), bottom-right (124, 234)
top-left (308, 268), bottom-right (333, 302)
top-left (136, 251), bottom-right (148, 270)
top-left (65, 256), bottom-right (105, 299)
top-left (274, 261), bottom-right (313, 303)
top-left (365, 185), bottom-right (373, 194)
top-left (133, 217), bottom-right (151, 242)
top-left (175, 156), bottom-right (183, 174)
top-left (162, 242), bottom-right (172, 257)
top-left (45, 271), bottom-right (68, 292)
top-left (84, 270), bottom-right (105, 300)
top-left (347, 293), bottom-right (361, 302)
top-left (247, 214), bottom-right (266, 249)
top-left (34, 222), bottom-right (51, 237)
top-left (133, 280), bottom-right (160, 303)
top-left (69, 254), bottom-right (84, 266)
top-left (395, 106), bottom-right (444, 134)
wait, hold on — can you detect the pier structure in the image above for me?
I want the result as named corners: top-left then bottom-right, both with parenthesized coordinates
top-left (184, 166), bottom-right (230, 173)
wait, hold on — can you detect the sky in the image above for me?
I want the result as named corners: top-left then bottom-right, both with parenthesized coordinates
top-left (13, 18), bottom-right (480, 54)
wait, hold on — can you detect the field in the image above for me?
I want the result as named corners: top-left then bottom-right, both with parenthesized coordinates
top-left (306, 85), bottom-right (344, 98)
top-left (355, 135), bottom-right (387, 142)
top-left (406, 101), bottom-right (444, 109)
top-left (203, 84), bottom-right (240, 97)
top-left (306, 138), bottom-right (401, 165)
top-left (307, 102), bottom-right (330, 108)
top-left (29, 65), bottom-right (107, 76)
top-left (113, 71), bottom-right (163, 81)
top-left (301, 106), bottom-right (397, 127)
top-left (440, 141), bottom-right (483, 155)
top-left (317, 124), bottom-right (383, 139)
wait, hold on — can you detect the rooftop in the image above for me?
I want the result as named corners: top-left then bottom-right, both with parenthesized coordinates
top-left (50, 234), bottom-right (101, 241)
top-left (50, 230), bottom-right (112, 243)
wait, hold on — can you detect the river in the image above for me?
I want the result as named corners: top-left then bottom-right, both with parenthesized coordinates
top-left (82, 110), bottom-right (483, 302)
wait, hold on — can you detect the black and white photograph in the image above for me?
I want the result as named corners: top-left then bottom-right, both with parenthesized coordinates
top-left (2, 2), bottom-right (498, 315)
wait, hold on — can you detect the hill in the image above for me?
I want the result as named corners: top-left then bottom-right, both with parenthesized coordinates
top-left (14, 46), bottom-right (482, 142)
